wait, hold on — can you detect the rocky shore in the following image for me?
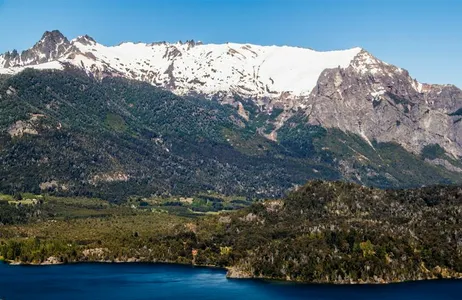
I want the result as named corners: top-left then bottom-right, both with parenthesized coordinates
top-left (225, 264), bottom-right (462, 284)
top-left (5, 254), bottom-right (461, 285)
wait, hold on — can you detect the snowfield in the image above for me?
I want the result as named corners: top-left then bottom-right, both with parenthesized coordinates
top-left (0, 33), bottom-right (363, 98)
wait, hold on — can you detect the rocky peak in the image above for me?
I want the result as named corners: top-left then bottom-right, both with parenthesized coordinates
top-left (74, 35), bottom-right (97, 46)
top-left (350, 50), bottom-right (383, 71)
top-left (149, 41), bottom-right (168, 46)
top-left (39, 30), bottom-right (68, 45)
top-left (0, 50), bottom-right (19, 68)
top-left (1, 30), bottom-right (71, 68)
top-left (350, 49), bottom-right (405, 78)
top-left (185, 39), bottom-right (198, 50)
top-left (423, 84), bottom-right (462, 113)
top-left (346, 50), bottom-right (462, 113)
top-left (31, 30), bottom-right (71, 60)
top-left (345, 50), bottom-right (424, 100)
top-left (305, 50), bottom-right (462, 159)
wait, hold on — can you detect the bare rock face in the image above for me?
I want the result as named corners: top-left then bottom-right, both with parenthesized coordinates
top-left (7, 113), bottom-right (47, 138)
top-left (305, 50), bottom-right (462, 159)
top-left (226, 265), bottom-right (254, 279)
top-left (41, 256), bottom-right (62, 265)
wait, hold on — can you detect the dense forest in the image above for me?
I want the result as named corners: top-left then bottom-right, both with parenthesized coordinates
top-left (0, 69), bottom-right (461, 201)
top-left (0, 181), bottom-right (460, 283)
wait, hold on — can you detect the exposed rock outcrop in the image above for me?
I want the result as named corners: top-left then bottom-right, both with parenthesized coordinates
top-left (304, 50), bottom-right (462, 159)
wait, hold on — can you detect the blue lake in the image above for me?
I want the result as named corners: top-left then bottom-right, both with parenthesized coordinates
top-left (0, 262), bottom-right (460, 300)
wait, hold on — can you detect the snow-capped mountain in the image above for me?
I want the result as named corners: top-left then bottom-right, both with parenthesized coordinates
top-left (2, 30), bottom-right (462, 167)
top-left (0, 30), bottom-right (360, 101)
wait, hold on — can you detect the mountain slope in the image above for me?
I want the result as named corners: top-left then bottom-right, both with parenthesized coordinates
top-left (2, 30), bottom-right (462, 171)
top-left (0, 69), bottom-right (342, 200)
top-left (0, 69), bottom-right (461, 199)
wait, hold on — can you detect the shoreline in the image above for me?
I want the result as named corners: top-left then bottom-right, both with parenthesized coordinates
top-left (3, 259), bottom-right (461, 285)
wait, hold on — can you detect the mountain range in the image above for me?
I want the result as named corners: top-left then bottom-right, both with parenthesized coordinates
top-left (1, 30), bottom-right (461, 199)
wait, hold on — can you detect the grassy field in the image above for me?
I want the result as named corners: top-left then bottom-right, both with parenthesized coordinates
top-left (0, 194), bottom-right (192, 264)
top-left (127, 192), bottom-right (254, 216)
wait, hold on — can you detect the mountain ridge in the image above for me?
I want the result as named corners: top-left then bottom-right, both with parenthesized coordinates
top-left (1, 30), bottom-right (462, 197)
top-left (0, 30), bottom-right (366, 99)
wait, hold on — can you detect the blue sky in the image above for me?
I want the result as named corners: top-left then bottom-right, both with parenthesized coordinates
top-left (0, 0), bottom-right (461, 87)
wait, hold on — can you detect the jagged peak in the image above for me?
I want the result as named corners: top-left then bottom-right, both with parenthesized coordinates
top-left (0, 31), bottom-right (68, 59)
top-left (74, 34), bottom-right (97, 46)
top-left (38, 30), bottom-right (69, 46)
top-left (149, 41), bottom-right (168, 46)
top-left (351, 49), bottom-right (383, 65)
top-left (2, 49), bottom-right (19, 57)
top-left (147, 40), bottom-right (203, 48)
top-left (41, 30), bottom-right (66, 40)
top-left (347, 49), bottom-right (431, 95)
top-left (0, 30), bottom-right (73, 68)
top-left (349, 48), bottom-right (406, 77)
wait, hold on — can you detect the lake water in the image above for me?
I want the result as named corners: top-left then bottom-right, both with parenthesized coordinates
top-left (0, 262), bottom-right (460, 300)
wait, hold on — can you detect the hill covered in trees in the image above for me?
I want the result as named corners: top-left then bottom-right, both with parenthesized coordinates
top-left (1, 181), bottom-right (461, 283)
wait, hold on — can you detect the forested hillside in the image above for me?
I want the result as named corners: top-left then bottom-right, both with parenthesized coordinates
top-left (1, 181), bottom-right (460, 283)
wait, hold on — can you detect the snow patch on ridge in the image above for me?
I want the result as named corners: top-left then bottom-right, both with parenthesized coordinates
top-left (412, 80), bottom-right (424, 93)
top-left (371, 89), bottom-right (385, 98)
top-left (0, 61), bottom-right (64, 74)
